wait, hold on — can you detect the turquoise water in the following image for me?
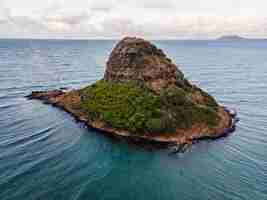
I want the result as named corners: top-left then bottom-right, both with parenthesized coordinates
top-left (0, 39), bottom-right (266, 200)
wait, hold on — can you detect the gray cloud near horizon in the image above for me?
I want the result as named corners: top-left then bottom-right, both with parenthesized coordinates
top-left (0, 0), bottom-right (267, 39)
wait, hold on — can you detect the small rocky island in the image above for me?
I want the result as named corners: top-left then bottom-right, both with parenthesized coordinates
top-left (27, 37), bottom-right (237, 148)
top-left (217, 35), bottom-right (246, 41)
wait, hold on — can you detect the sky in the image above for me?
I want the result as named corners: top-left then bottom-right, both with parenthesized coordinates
top-left (0, 0), bottom-right (267, 39)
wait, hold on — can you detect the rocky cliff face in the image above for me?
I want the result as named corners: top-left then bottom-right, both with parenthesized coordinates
top-left (105, 37), bottom-right (218, 108)
top-left (104, 37), bottom-right (187, 92)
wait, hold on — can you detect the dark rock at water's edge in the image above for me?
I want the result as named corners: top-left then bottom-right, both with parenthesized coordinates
top-left (27, 37), bottom-right (238, 150)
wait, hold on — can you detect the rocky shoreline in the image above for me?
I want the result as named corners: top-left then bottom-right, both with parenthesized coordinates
top-left (26, 89), bottom-right (238, 151)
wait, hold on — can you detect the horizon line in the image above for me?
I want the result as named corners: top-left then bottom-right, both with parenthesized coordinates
top-left (1, 36), bottom-right (267, 41)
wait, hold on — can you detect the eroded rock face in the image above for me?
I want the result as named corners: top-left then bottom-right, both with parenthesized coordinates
top-left (104, 37), bottom-right (187, 92)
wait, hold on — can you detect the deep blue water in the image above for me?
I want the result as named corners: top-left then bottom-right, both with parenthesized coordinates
top-left (0, 39), bottom-right (266, 200)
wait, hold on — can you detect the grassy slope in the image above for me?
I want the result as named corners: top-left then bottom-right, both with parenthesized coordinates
top-left (80, 80), bottom-right (220, 135)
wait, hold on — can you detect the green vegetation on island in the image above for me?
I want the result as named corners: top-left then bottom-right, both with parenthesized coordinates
top-left (80, 80), bottom-right (220, 135)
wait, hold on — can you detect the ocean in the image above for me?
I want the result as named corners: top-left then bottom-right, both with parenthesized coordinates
top-left (0, 39), bottom-right (266, 200)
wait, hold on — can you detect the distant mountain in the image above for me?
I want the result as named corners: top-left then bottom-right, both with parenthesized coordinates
top-left (217, 35), bottom-right (246, 41)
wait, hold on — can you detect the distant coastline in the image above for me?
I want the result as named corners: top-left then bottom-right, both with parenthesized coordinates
top-left (217, 35), bottom-right (267, 41)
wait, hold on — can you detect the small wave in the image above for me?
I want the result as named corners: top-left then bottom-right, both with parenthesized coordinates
top-left (62, 63), bottom-right (71, 66)
top-left (0, 104), bottom-right (15, 110)
top-left (0, 126), bottom-right (55, 148)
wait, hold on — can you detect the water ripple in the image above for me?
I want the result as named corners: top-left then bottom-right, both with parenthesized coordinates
top-left (0, 39), bottom-right (266, 200)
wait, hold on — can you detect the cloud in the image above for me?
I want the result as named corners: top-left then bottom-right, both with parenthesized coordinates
top-left (44, 11), bottom-right (90, 31)
top-left (0, 6), bottom-right (11, 22)
top-left (0, 0), bottom-right (267, 39)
